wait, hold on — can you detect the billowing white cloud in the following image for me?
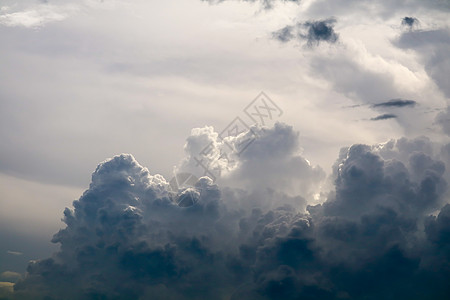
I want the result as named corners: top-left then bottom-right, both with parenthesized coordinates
top-left (176, 122), bottom-right (325, 201)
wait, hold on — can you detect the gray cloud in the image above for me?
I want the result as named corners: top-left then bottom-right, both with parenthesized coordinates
top-left (2, 1), bottom-right (450, 298)
top-left (402, 16), bottom-right (419, 29)
top-left (394, 29), bottom-right (450, 97)
top-left (176, 123), bottom-right (325, 200)
top-left (435, 107), bottom-right (450, 136)
top-left (373, 99), bottom-right (417, 108)
top-left (303, 18), bottom-right (339, 46)
top-left (371, 113), bottom-right (397, 121)
top-left (272, 25), bottom-right (295, 43)
top-left (10, 124), bottom-right (450, 300)
top-left (306, 0), bottom-right (450, 19)
top-left (273, 18), bottom-right (339, 46)
top-left (309, 54), bottom-right (399, 104)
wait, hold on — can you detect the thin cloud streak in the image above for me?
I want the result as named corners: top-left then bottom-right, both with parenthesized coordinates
top-left (372, 99), bottom-right (417, 108)
top-left (370, 113), bottom-right (397, 121)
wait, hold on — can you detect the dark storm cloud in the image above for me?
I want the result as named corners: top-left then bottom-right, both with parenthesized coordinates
top-left (10, 125), bottom-right (450, 299)
top-left (370, 113), bottom-right (397, 121)
top-left (373, 99), bottom-right (417, 108)
top-left (273, 18), bottom-right (339, 46)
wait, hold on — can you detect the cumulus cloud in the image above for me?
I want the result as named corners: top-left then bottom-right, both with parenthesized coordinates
top-left (273, 18), bottom-right (339, 46)
top-left (11, 123), bottom-right (450, 299)
top-left (2, 0), bottom-right (450, 298)
top-left (176, 122), bottom-right (325, 200)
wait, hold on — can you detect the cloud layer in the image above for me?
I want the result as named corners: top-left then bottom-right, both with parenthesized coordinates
top-left (12, 123), bottom-right (450, 300)
top-left (1, 0), bottom-right (450, 299)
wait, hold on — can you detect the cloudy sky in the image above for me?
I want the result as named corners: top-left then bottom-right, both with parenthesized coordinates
top-left (1, 0), bottom-right (450, 299)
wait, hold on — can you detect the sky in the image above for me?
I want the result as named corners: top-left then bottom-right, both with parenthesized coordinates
top-left (0, 0), bottom-right (450, 299)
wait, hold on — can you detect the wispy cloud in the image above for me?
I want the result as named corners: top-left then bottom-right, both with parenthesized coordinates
top-left (372, 99), bottom-right (417, 108)
top-left (6, 250), bottom-right (23, 256)
top-left (0, 5), bottom-right (76, 28)
top-left (371, 113), bottom-right (397, 121)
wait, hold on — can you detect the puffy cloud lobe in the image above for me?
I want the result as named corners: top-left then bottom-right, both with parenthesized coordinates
top-left (175, 126), bottom-right (230, 181)
top-left (323, 140), bottom-right (446, 219)
top-left (306, 139), bottom-right (449, 299)
top-left (176, 122), bottom-right (325, 202)
top-left (13, 126), bottom-right (450, 299)
top-left (226, 123), bottom-right (325, 200)
top-left (14, 155), bottom-right (230, 299)
top-left (273, 18), bottom-right (339, 46)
